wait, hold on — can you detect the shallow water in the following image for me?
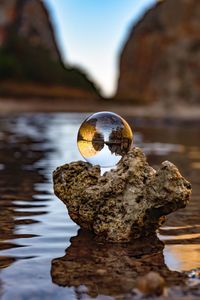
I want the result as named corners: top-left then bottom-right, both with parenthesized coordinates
top-left (0, 113), bottom-right (199, 299)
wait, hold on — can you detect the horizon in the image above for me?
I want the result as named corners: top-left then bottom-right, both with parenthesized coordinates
top-left (44, 0), bottom-right (156, 97)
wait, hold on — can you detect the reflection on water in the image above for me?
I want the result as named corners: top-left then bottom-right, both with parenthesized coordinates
top-left (51, 229), bottom-right (185, 298)
top-left (0, 113), bottom-right (199, 299)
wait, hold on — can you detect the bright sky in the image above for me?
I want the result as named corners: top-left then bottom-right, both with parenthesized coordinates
top-left (44, 0), bottom-right (156, 97)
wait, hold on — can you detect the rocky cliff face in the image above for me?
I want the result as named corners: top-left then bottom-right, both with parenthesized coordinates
top-left (0, 0), bottom-right (99, 98)
top-left (0, 0), bottom-right (61, 61)
top-left (116, 0), bottom-right (200, 105)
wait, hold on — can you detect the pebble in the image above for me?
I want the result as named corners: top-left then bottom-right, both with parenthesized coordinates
top-left (136, 271), bottom-right (165, 296)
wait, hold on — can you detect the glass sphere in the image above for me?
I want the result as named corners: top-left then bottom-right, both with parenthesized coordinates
top-left (77, 111), bottom-right (133, 167)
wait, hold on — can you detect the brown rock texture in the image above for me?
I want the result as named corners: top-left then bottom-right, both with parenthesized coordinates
top-left (0, 0), bottom-right (61, 61)
top-left (116, 0), bottom-right (200, 105)
top-left (53, 147), bottom-right (192, 242)
top-left (136, 271), bottom-right (165, 296)
top-left (0, 0), bottom-right (100, 98)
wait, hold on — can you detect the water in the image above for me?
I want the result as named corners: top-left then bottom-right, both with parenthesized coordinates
top-left (0, 113), bottom-right (199, 299)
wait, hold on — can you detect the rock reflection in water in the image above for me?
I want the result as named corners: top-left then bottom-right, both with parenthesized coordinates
top-left (51, 229), bottom-right (185, 298)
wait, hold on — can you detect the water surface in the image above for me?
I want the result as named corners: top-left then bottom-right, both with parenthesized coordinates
top-left (0, 113), bottom-right (199, 299)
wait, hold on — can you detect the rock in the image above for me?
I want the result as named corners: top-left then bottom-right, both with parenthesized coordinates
top-left (0, 0), bottom-right (61, 61)
top-left (136, 271), bottom-right (165, 296)
top-left (53, 147), bottom-right (191, 242)
top-left (116, 0), bottom-right (200, 105)
top-left (0, 0), bottom-right (99, 98)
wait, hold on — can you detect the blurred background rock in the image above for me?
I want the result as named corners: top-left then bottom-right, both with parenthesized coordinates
top-left (116, 0), bottom-right (200, 106)
top-left (0, 0), bottom-right (99, 100)
top-left (0, 0), bottom-right (199, 117)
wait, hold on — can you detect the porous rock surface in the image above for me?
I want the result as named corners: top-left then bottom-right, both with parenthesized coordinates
top-left (53, 147), bottom-right (191, 242)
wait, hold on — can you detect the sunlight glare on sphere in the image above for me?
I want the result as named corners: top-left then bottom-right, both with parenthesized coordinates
top-left (77, 112), bottom-right (133, 167)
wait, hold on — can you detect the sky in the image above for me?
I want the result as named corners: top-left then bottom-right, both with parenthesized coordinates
top-left (44, 0), bottom-right (156, 97)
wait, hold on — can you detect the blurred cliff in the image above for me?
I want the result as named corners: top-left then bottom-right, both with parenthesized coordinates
top-left (0, 0), bottom-right (100, 99)
top-left (0, 0), bottom-right (200, 117)
top-left (116, 0), bottom-right (200, 106)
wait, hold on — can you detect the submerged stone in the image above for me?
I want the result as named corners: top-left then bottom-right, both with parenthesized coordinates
top-left (53, 147), bottom-right (192, 242)
top-left (136, 272), bottom-right (165, 296)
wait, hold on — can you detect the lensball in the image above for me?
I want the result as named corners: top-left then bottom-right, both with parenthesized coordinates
top-left (77, 111), bottom-right (133, 167)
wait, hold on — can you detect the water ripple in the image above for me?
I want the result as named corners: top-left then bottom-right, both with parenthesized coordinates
top-left (0, 113), bottom-right (199, 299)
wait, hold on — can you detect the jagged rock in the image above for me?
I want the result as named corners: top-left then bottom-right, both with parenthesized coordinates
top-left (53, 147), bottom-right (191, 242)
top-left (116, 0), bottom-right (200, 105)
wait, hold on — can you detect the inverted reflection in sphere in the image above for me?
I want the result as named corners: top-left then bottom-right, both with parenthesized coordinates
top-left (77, 112), bottom-right (133, 167)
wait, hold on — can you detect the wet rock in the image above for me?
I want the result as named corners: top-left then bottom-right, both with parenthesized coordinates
top-left (136, 271), bottom-right (165, 296)
top-left (53, 147), bottom-right (191, 242)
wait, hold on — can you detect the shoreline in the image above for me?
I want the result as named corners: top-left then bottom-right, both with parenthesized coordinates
top-left (0, 98), bottom-right (199, 125)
